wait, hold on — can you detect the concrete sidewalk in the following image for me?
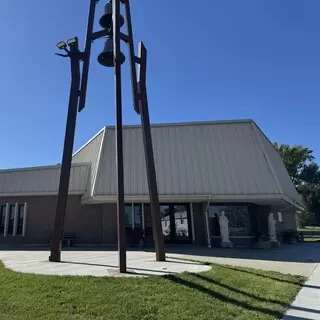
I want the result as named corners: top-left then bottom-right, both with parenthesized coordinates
top-left (0, 250), bottom-right (211, 277)
top-left (282, 263), bottom-right (320, 320)
top-left (166, 243), bottom-right (320, 277)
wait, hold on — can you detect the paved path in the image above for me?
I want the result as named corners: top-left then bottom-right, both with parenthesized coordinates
top-left (166, 243), bottom-right (320, 277)
top-left (282, 263), bottom-right (320, 320)
top-left (0, 250), bottom-right (211, 277)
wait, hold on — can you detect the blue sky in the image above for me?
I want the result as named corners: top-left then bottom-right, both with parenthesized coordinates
top-left (0, 0), bottom-right (319, 169)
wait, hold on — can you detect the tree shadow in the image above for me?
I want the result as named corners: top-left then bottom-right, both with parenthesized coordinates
top-left (165, 274), bottom-right (284, 319)
top-left (192, 273), bottom-right (289, 307)
top-left (167, 257), bottom-right (303, 284)
top-left (212, 264), bottom-right (304, 285)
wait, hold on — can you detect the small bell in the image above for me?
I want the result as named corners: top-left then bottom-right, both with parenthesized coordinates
top-left (99, 0), bottom-right (125, 30)
top-left (97, 37), bottom-right (126, 67)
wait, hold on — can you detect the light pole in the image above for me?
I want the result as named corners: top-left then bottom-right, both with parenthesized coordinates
top-left (49, 38), bottom-right (83, 262)
top-left (49, 0), bottom-right (166, 272)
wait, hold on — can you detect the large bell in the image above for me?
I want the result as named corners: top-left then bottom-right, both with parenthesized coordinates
top-left (97, 37), bottom-right (126, 67)
top-left (99, 1), bottom-right (125, 30)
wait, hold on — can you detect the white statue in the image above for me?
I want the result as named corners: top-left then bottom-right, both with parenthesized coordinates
top-left (219, 211), bottom-right (233, 248)
top-left (268, 212), bottom-right (277, 242)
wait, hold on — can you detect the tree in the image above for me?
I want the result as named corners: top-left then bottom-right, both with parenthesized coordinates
top-left (300, 162), bottom-right (320, 185)
top-left (296, 210), bottom-right (315, 229)
top-left (274, 143), bottom-right (320, 225)
top-left (273, 143), bottom-right (314, 186)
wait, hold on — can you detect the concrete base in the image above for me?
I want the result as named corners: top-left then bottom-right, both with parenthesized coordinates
top-left (221, 241), bottom-right (233, 248)
top-left (0, 250), bottom-right (211, 277)
top-left (270, 241), bottom-right (280, 249)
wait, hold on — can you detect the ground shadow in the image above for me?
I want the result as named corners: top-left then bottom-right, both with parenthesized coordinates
top-left (165, 274), bottom-right (284, 319)
top-left (291, 306), bottom-right (320, 315)
top-left (303, 284), bottom-right (320, 289)
top-left (163, 243), bottom-right (320, 263)
top-left (282, 316), bottom-right (313, 320)
top-left (192, 273), bottom-right (289, 307)
top-left (216, 264), bottom-right (304, 285)
top-left (1, 243), bottom-right (319, 264)
top-left (61, 260), bottom-right (176, 275)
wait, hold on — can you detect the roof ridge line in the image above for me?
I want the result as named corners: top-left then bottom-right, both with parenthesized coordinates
top-left (91, 127), bottom-right (106, 197)
top-left (103, 119), bottom-right (254, 130)
top-left (250, 122), bottom-right (283, 194)
top-left (0, 162), bottom-right (90, 174)
top-left (72, 126), bottom-right (106, 158)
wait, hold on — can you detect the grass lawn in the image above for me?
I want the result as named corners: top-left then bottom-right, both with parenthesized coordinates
top-left (298, 226), bottom-right (320, 232)
top-left (303, 237), bottom-right (320, 242)
top-left (0, 261), bottom-right (304, 320)
top-left (298, 226), bottom-right (320, 242)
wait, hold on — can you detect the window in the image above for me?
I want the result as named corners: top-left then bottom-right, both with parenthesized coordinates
top-left (133, 204), bottom-right (142, 228)
top-left (17, 204), bottom-right (24, 235)
top-left (0, 205), bottom-right (6, 234)
top-left (209, 205), bottom-right (251, 236)
top-left (0, 203), bottom-right (26, 236)
top-left (125, 204), bottom-right (133, 228)
top-left (125, 204), bottom-right (143, 229)
top-left (7, 205), bottom-right (15, 235)
top-left (125, 204), bottom-right (144, 245)
top-left (174, 205), bottom-right (189, 237)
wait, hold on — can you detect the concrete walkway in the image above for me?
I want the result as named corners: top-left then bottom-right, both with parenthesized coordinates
top-left (0, 250), bottom-right (211, 277)
top-left (282, 263), bottom-right (320, 320)
top-left (166, 243), bottom-right (320, 277)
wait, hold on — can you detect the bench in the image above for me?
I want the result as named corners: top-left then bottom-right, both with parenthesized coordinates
top-left (62, 233), bottom-right (76, 247)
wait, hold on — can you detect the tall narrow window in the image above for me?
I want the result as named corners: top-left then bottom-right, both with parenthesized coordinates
top-left (0, 205), bottom-right (6, 234)
top-left (133, 204), bottom-right (142, 229)
top-left (8, 205), bottom-right (15, 235)
top-left (124, 204), bottom-right (133, 228)
top-left (17, 204), bottom-right (24, 235)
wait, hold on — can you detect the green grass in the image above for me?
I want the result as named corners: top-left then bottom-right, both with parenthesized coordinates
top-left (303, 237), bottom-right (320, 242)
top-left (298, 226), bottom-right (320, 242)
top-left (0, 261), bottom-right (304, 320)
top-left (298, 225), bottom-right (320, 232)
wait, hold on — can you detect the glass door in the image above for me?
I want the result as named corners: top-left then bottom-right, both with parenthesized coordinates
top-left (160, 204), bottom-right (192, 244)
top-left (173, 205), bottom-right (191, 242)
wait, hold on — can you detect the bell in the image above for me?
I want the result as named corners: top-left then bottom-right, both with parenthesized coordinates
top-left (99, 1), bottom-right (125, 30)
top-left (97, 37), bottom-right (126, 67)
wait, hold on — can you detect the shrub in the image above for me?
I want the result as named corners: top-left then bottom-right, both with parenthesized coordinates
top-left (282, 229), bottom-right (298, 243)
top-left (296, 210), bottom-right (315, 228)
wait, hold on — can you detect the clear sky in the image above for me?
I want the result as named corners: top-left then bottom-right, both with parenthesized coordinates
top-left (0, 0), bottom-right (319, 169)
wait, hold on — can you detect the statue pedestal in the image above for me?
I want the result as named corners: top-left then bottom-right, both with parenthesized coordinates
top-left (270, 241), bottom-right (280, 249)
top-left (221, 241), bottom-right (233, 248)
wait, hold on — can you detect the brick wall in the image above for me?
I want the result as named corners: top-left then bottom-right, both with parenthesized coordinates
top-left (192, 202), bottom-right (206, 245)
top-left (0, 195), bottom-right (104, 245)
top-left (101, 203), bottom-right (117, 244)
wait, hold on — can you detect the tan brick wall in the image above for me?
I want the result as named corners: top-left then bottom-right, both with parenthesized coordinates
top-left (0, 196), bottom-right (104, 244)
top-left (257, 205), bottom-right (271, 235)
top-left (64, 197), bottom-right (103, 244)
top-left (192, 202), bottom-right (206, 245)
top-left (102, 203), bottom-right (117, 244)
top-left (271, 206), bottom-right (298, 234)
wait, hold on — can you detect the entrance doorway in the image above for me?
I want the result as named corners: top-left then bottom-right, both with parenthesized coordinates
top-left (160, 204), bottom-right (192, 244)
